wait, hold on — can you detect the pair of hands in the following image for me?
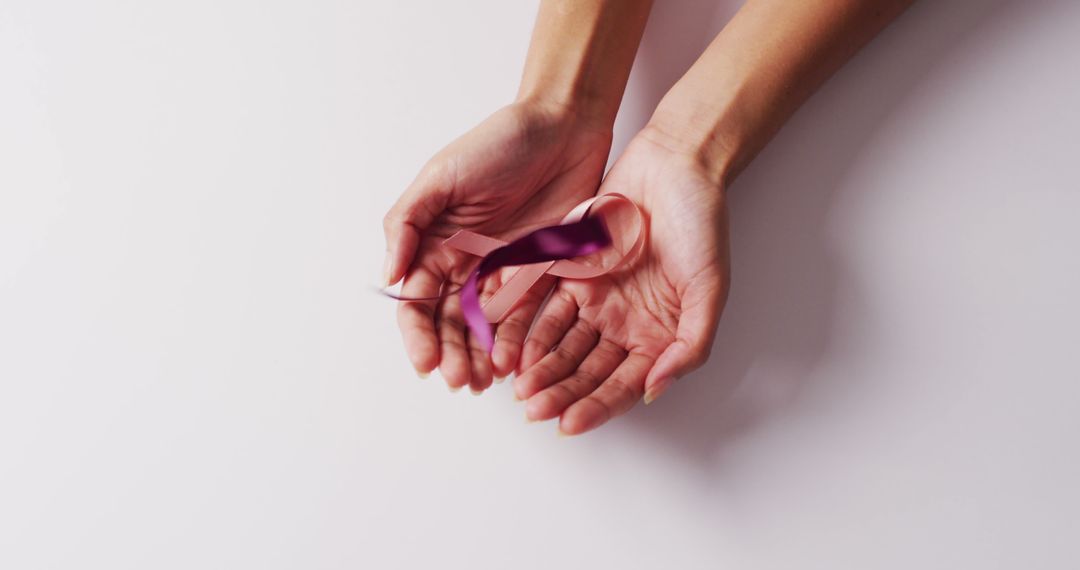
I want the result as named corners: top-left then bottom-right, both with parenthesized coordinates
top-left (383, 101), bottom-right (730, 435)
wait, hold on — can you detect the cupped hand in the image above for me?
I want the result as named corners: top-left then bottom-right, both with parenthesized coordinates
top-left (513, 129), bottom-right (732, 435)
top-left (384, 101), bottom-right (611, 393)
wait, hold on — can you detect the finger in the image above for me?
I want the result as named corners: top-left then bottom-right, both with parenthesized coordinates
top-left (395, 264), bottom-right (443, 375)
top-left (513, 320), bottom-right (599, 401)
top-left (466, 325), bottom-right (494, 395)
top-left (436, 294), bottom-right (472, 391)
top-left (559, 351), bottom-right (654, 436)
top-left (491, 274), bottom-right (556, 379)
top-left (524, 338), bottom-right (626, 422)
top-left (382, 164), bottom-right (452, 287)
top-left (644, 276), bottom-right (726, 403)
top-left (519, 289), bottom-right (578, 373)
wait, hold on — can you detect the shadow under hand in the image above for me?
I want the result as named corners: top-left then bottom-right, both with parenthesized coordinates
top-left (618, 0), bottom-right (1021, 468)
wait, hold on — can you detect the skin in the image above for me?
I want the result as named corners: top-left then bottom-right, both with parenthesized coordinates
top-left (383, 0), bottom-right (653, 393)
top-left (519, 0), bottom-right (916, 434)
top-left (385, 0), bottom-right (913, 428)
top-left (515, 131), bottom-right (730, 434)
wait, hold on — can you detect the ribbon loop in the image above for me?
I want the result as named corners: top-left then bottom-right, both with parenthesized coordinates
top-left (445, 193), bottom-right (645, 350)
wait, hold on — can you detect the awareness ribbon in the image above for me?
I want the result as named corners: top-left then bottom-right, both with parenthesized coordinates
top-left (394, 193), bottom-right (645, 352)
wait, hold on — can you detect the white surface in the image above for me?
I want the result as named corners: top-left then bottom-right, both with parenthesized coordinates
top-left (2, 1), bottom-right (1078, 568)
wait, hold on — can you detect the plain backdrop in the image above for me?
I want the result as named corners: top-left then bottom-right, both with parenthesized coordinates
top-left (2, 1), bottom-right (1078, 568)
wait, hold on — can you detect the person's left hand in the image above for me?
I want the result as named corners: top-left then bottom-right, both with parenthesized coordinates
top-left (513, 129), bottom-right (732, 435)
top-left (383, 101), bottom-right (612, 394)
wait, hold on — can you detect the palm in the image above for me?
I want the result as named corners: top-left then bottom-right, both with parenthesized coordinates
top-left (514, 134), bottom-right (731, 434)
top-left (385, 103), bottom-right (611, 392)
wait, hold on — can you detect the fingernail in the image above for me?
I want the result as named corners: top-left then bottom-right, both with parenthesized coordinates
top-left (470, 388), bottom-right (483, 396)
top-left (525, 413), bottom-right (536, 424)
top-left (493, 375), bottom-right (506, 384)
top-left (556, 428), bottom-right (572, 439)
top-left (382, 255), bottom-right (392, 287)
top-left (448, 385), bottom-right (462, 393)
top-left (512, 391), bottom-right (522, 402)
top-left (643, 377), bottom-right (676, 405)
top-left (416, 370), bottom-right (429, 379)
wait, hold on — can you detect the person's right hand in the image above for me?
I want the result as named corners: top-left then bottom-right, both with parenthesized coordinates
top-left (383, 101), bottom-right (612, 393)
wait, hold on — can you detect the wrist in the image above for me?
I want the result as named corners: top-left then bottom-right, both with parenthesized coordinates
top-left (513, 91), bottom-right (617, 141)
top-left (516, 0), bottom-right (653, 135)
top-left (514, 88), bottom-right (618, 135)
top-left (642, 93), bottom-right (745, 189)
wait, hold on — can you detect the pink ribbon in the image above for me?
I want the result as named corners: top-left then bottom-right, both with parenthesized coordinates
top-left (445, 193), bottom-right (645, 351)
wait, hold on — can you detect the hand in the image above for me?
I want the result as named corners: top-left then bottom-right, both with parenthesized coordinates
top-left (383, 101), bottom-right (611, 393)
top-left (513, 128), bottom-right (731, 435)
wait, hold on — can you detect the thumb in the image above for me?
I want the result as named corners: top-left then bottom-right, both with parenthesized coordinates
top-left (382, 165), bottom-right (451, 286)
top-left (643, 275), bottom-right (726, 404)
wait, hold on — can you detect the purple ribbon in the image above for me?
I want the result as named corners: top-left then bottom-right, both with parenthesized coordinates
top-left (460, 216), bottom-right (612, 351)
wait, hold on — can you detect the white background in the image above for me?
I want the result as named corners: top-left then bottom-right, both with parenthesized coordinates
top-left (2, 1), bottom-right (1078, 568)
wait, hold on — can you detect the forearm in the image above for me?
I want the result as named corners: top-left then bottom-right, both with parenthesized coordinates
top-left (647, 0), bottom-right (913, 185)
top-left (517, 0), bottom-right (653, 130)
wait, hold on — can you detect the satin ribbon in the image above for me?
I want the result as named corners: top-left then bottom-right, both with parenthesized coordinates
top-left (445, 193), bottom-right (645, 351)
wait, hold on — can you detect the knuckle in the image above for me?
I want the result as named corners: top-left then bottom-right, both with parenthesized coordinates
top-left (500, 316), bottom-right (529, 337)
top-left (419, 158), bottom-right (454, 188)
top-left (684, 339), bottom-right (712, 369)
top-left (440, 316), bottom-right (466, 331)
top-left (523, 337), bottom-right (552, 357)
top-left (581, 395), bottom-right (614, 424)
top-left (439, 335), bottom-right (467, 351)
top-left (552, 344), bottom-right (577, 363)
top-left (606, 378), bottom-right (640, 402)
top-left (536, 314), bottom-right (564, 335)
top-left (382, 210), bottom-right (405, 236)
top-left (568, 366), bottom-right (602, 389)
top-left (548, 382), bottom-right (576, 404)
top-left (397, 301), bottom-right (435, 321)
